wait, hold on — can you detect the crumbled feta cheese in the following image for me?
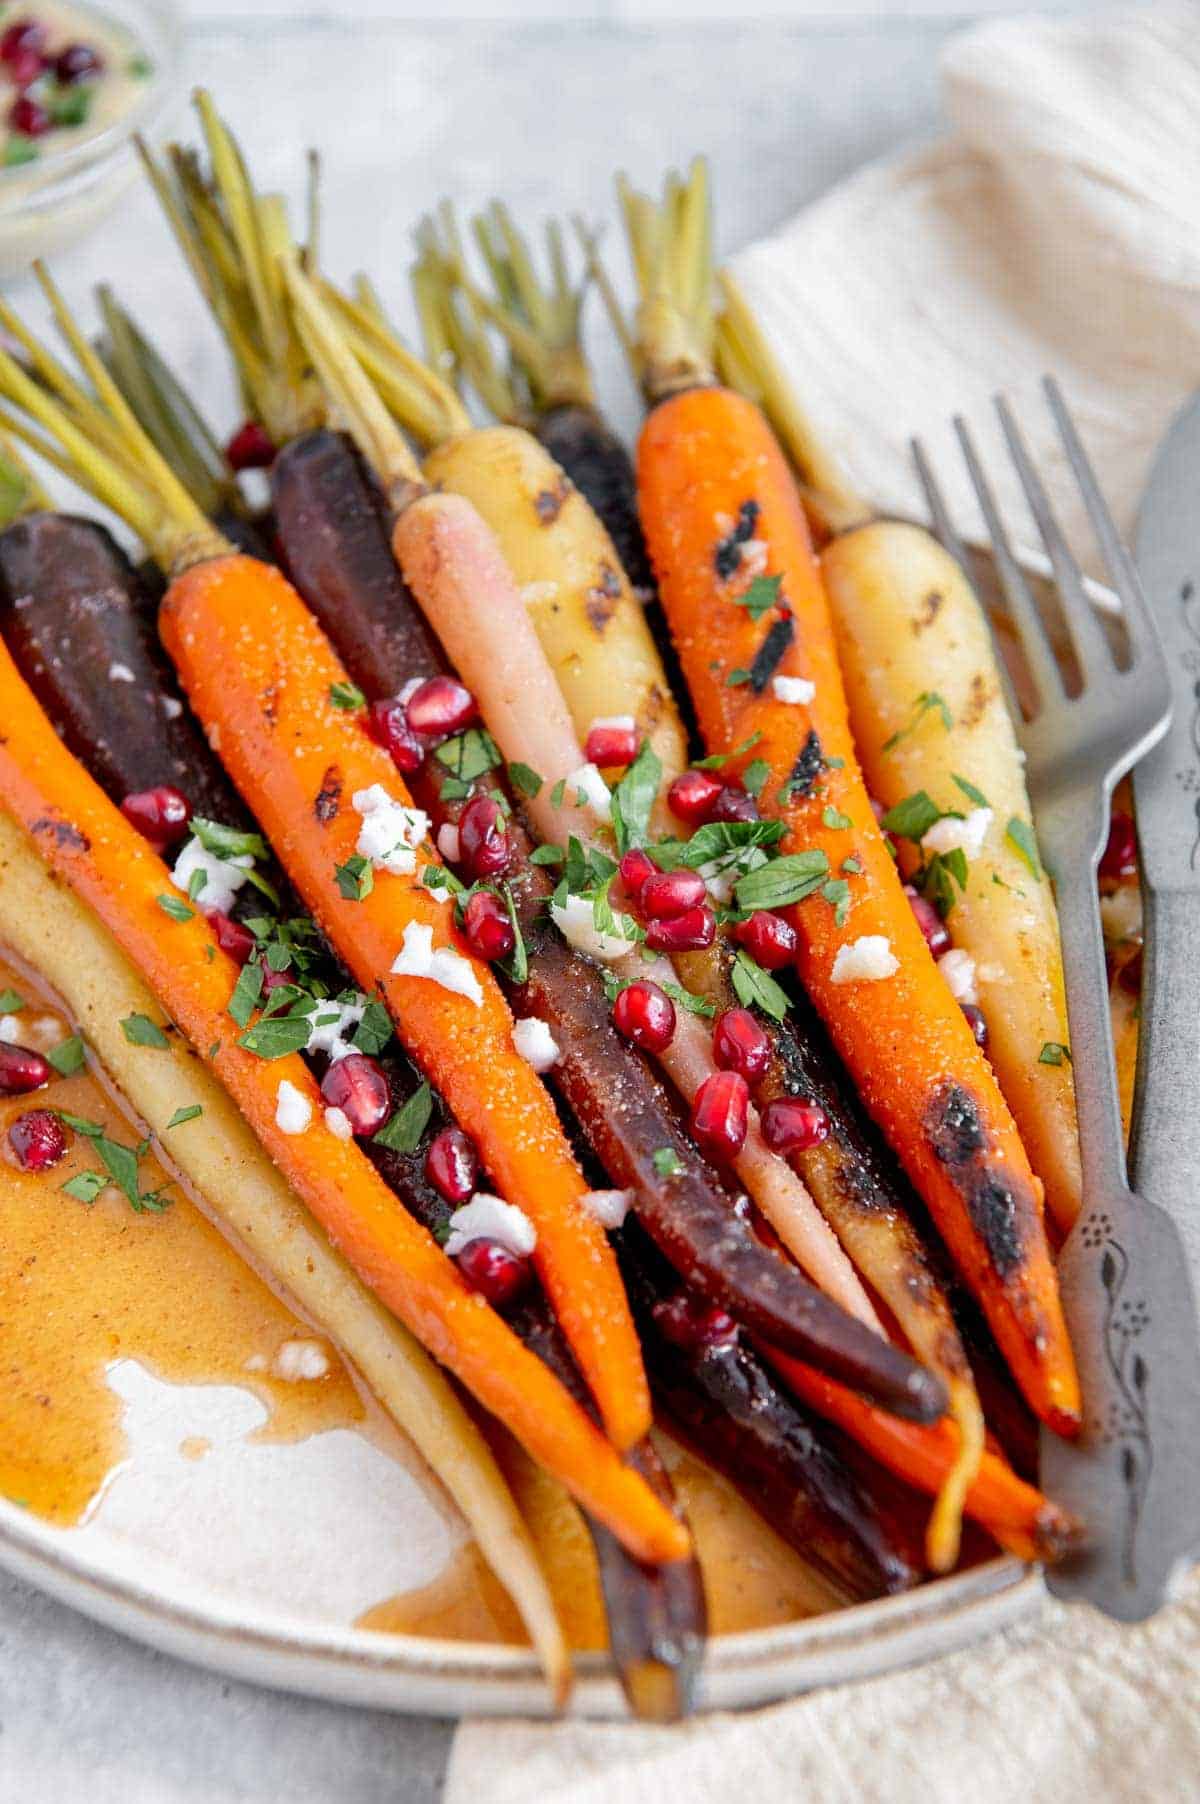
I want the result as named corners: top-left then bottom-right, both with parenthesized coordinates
top-left (922, 807), bottom-right (993, 861)
top-left (444, 1193), bottom-right (537, 1259)
top-left (108, 661), bottom-right (136, 683)
top-left (0, 1015), bottom-right (19, 1043)
top-left (275, 1079), bottom-right (312, 1135)
top-left (161, 695), bottom-right (183, 721)
top-left (738, 537), bottom-right (769, 581)
top-left (437, 822), bottom-right (461, 864)
top-left (831, 935), bottom-right (899, 984)
top-left (305, 998), bottom-right (365, 1064)
top-left (171, 835), bottom-right (254, 915)
top-left (352, 784), bottom-right (430, 877)
top-left (1101, 886), bottom-right (1143, 943)
top-left (391, 921), bottom-right (483, 1007)
top-left (512, 1015), bottom-right (561, 1072)
top-left (567, 762), bottom-right (612, 823)
top-left (323, 1106), bottom-right (353, 1142)
top-left (550, 893), bottom-right (638, 963)
top-left (272, 1339), bottom-right (329, 1381)
top-left (773, 674), bottom-right (816, 705)
top-left (938, 948), bottom-right (979, 1005)
top-left (588, 713), bottom-right (636, 738)
top-left (582, 1189), bottom-right (633, 1231)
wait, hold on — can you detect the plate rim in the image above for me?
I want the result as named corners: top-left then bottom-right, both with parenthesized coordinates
top-left (0, 1497), bottom-right (1043, 1718)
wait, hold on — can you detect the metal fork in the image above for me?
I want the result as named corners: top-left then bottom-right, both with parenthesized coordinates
top-left (913, 380), bottom-right (1200, 1621)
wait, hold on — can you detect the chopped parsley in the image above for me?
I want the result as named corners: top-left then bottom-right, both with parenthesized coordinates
top-left (190, 817), bottom-right (269, 863)
top-left (374, 1082), bottom-right (433, 1154)
top-left (952, 773), bottom-right (989, 808)
top-left (64, 1131), bottom-right (173, 1213)
top-left (1039, 1042), bottom-right (1072, 1067)
top-left (1006, 816), bottom-right (1043, 881)
top-left (435, 727), bottom-right (502, 786)
top-left (742, 758), bottom-right (770, 800)
top-left (62, 1171), bottom-right (106, 1204)
top-left (731, 950), bottom-right (791, 1022)
top-left (237, 1015), bottom-right (314, 1059)
top-left (923, 849), bottom-right (968, 919)
top-left (351, 998), bottom-right (393, 1057)
top-left (46, 1035), bottom-right (86, 1077)
top-left (726, 667), bottom-right (753, 688)
top-left (335, 853), bottom-right (375, 901)
top-left (156, 893), bottom-right (194, 921)
top-left (166, 1105), bottom-right (204, 1129)
top-left (507, 761), bottom-right (543, 798)
top-left (879, 791), bottom-right (943, 842)
top-left (329, 680), bottom-right (366, 711)
top-left (0, 987), bottom-right (24, 1011)
top-left (120, 1013), bottom-right (170, 1050)
top-left (735, 850), bottom-right (829, 912)
top-left (652, 1147), bottom-right (683, 1179)
top-left (549, 777), bottom-right (567, 810)
top-left (610, 740), bottom-right (662, 855)
top-left (881, 690), bottom-right (953, 753)
top-left (529, 843), bottom-right (565, 866)
top-left (227, 961), bottom-right (265, 1027)
top-left (821, 878), bottom-right (851, 926)
top-left (732, 573), bottom-right (784, 622)
top-left (694, 731), bottom-right (763, 771)
top-left (822, 805), bottom-right (853, 830)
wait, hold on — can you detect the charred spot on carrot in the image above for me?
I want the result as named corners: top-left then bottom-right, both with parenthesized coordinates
top-left (713, 499), bottom-right (759, 579)
top-left (748, 616), bottom-right (795, 694)
top-left (313, 765), bottom-right (342, 824)
top-left (31, 816), bottom-right (89, 852)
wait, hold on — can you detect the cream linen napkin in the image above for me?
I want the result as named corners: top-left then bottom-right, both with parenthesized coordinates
top-left (446, 7), bottom-right (1200, 1796)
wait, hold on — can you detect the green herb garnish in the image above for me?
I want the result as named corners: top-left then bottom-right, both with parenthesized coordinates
top-left (166, 1105), bottom-right (203, 1128)
top-left (156, 894), bottom-right (194, 922)
top-left (881, 690), bottom-right (952, 753)
top-left (329, 680), bottom-right (365, 711)
top-left (735, 850), bottom-right (829, 911)
top-left (731, 950), bottom-right (791, 1022)
top-left (374, 1082), bottom-right (433, 1154)
top-left (47, 1035), bottom-right (86, 1077)
top-left (732, 574), bottom-right (783, 623)
top-left (652, 1147), bottom-right (683, 1179)
top-left (120, 1013), bottom-right (170, 1050)
top-left (335, 854), bottom-right (375, 901)
top-left (1006, 816), bottom-right (1043, 881)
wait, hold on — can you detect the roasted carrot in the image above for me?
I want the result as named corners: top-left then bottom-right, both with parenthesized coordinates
top-left (768, 1352), bottom-right (1082, 1565)
top-left (612, 165), bottom-right (1079, 1438)
top-left (0, 636), bottom-right (685, 1564)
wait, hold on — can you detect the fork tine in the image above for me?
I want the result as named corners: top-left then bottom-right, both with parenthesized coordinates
top-left (1043, 376), bottom-right (1160, 666)
top-left (953, 413), bottom-right (1066, 711)
top-left (910, 437), bottom-right (973, 584)
top-left (994, 392), bottom-right (1115, 687)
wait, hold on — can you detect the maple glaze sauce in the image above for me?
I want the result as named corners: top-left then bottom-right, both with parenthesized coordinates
top-left (0, 946), bottom-right (833, 1643)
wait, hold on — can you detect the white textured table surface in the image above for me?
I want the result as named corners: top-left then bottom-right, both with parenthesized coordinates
top-left (0, 8), bottom-right (1089, 1800)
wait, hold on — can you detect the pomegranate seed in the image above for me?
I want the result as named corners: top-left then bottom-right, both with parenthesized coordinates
top-left (668, 768), bottom-right (723, 824)
top-left (585, 721), bottom-right (638, 767)
top-left (404, 675), bottom-right (476, 739)
top-left (653, 1292), bottom-right (738, 1352)
top-left (691, 1070), bottom-right (749, 1164)
top-left (425, 1124), bottom-right (477, 1204)
top-left (455, 1236), bottom-right (529, 1309)
top-left (710, 784), bottom-right (759, 824)
top-left (225, 420), bottom-right (277, 472)
top-left (735, 910), bottom-right (796, 970)
top-left (366, 697), bottom-right (424, 774)
top-left (320, 1052), bottom-right (390, 1138)
top-left (904, 884), bottom-right (951, 959)
top-left (0, 1041), bottom-right (50, 1095)
top-left (1117, 945), bottom-right (1143, 996)
top-left (55, 41), bottom-right (103, 82)
top-left (6, 44), bottom-right (41, 84)
top-left (640, 868), bottom-right (706, 919)
top-left (713, 1007), bottom-right (771, 1081)
top-left (645, 906), bottom-right (716, 953)
top-left (120, 785), bottom-right (191, 849)
top-left (619, 847), bottom-right (656, 903)
top-left (761, 1096), bottom-right (829, 1156)
top-left (961, 1003), bottom-right (989, 1048)
top-left (0, 19), bottom-right (44, 63)
top-left (8, 1107), bottom-right (67, 1171)
top-left (612, 980), bottom-right (676, 1054)
top-left (9, 94), bottom-right (48, 135)
top-left (462, 889), bottom-right (515, 962)
top-left (210, 911), bottom-right (256, 964)
top-left (259, 960), bottom-right (293, 994)
top-left (457, 794), bottom-right (509, 879)
top-left (1100, 812), bottom-right (1138, 883)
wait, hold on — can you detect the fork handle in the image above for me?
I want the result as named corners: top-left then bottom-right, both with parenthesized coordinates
top-left (1129, 883), bottom-right (1200, 1286)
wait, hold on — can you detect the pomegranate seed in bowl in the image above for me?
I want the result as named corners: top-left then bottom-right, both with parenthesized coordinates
top-left (652, 1292), bottom-right (738, 1352)
top-left (0, 18), bottom-right (43, 85)
top-left (225, 421), bottom-right (277, 472)
top-left (691, 1070), bottom-right (749, 1163)
top-left (462, 889), bottom-right (515, 962)
top-left (712, 1008), bottom-right (771, 1081)
top-left (640, 868), bottom-right (706, 920)
top-left (320, 1053), bottom-right (390, 1138)
top-left (734, 910), bottom-right (796, 970)
top-left (761, 1096), bottom-right (829, 1155)
top-left (1100, 811), bottom-right (1138, 883)
top-left (455, 1237), bottom-right (529, 1309)
top-left (55, 42), bottom-right (103, 83)
top-left (618, 847), bottom-right (656, 902)
top-left (667, 768), bottom-right (722, 824)
top-left (645, 905), bottom-right (715, 953)
top-left (585, 718), bottom-right (638, 768)
top-left (612, 980), bottom-right (675, 1053)
top-left (9, 94), bottom-right (49, 136)
top-left (120, 785), bottom-right (191, 849)
top-left (404, 676), bottom-right (476, 739)
top-left (426, 1124), bottom-right (477, 1204)
top-left (9, 1107), bottom-right (68, 1171)
top-left (366, 697), bottom-right (425, 774)
top-left (457, 795), bottom-right (509, 879)
top-left (903, 884), bottom-right (951, 959)
top-left (0, 1041), bottom-right (51, 1095)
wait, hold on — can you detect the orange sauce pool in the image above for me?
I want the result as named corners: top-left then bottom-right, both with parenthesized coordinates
top-left (0, 946), bottom-right (838, 1646)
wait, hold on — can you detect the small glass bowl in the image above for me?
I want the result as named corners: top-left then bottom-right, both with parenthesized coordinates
top-left (0, 0), bottom-right (181, 278)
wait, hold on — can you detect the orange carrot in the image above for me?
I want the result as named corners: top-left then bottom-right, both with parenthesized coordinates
top-left (159, 552), bottom-right (650, 1454)
top-left (637, 384), bottom-right (1080, 1437)
top-left (0, 633), bottom-right (686, 1564)
top-left (768, 1350), bottom-right (1080, 1565)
